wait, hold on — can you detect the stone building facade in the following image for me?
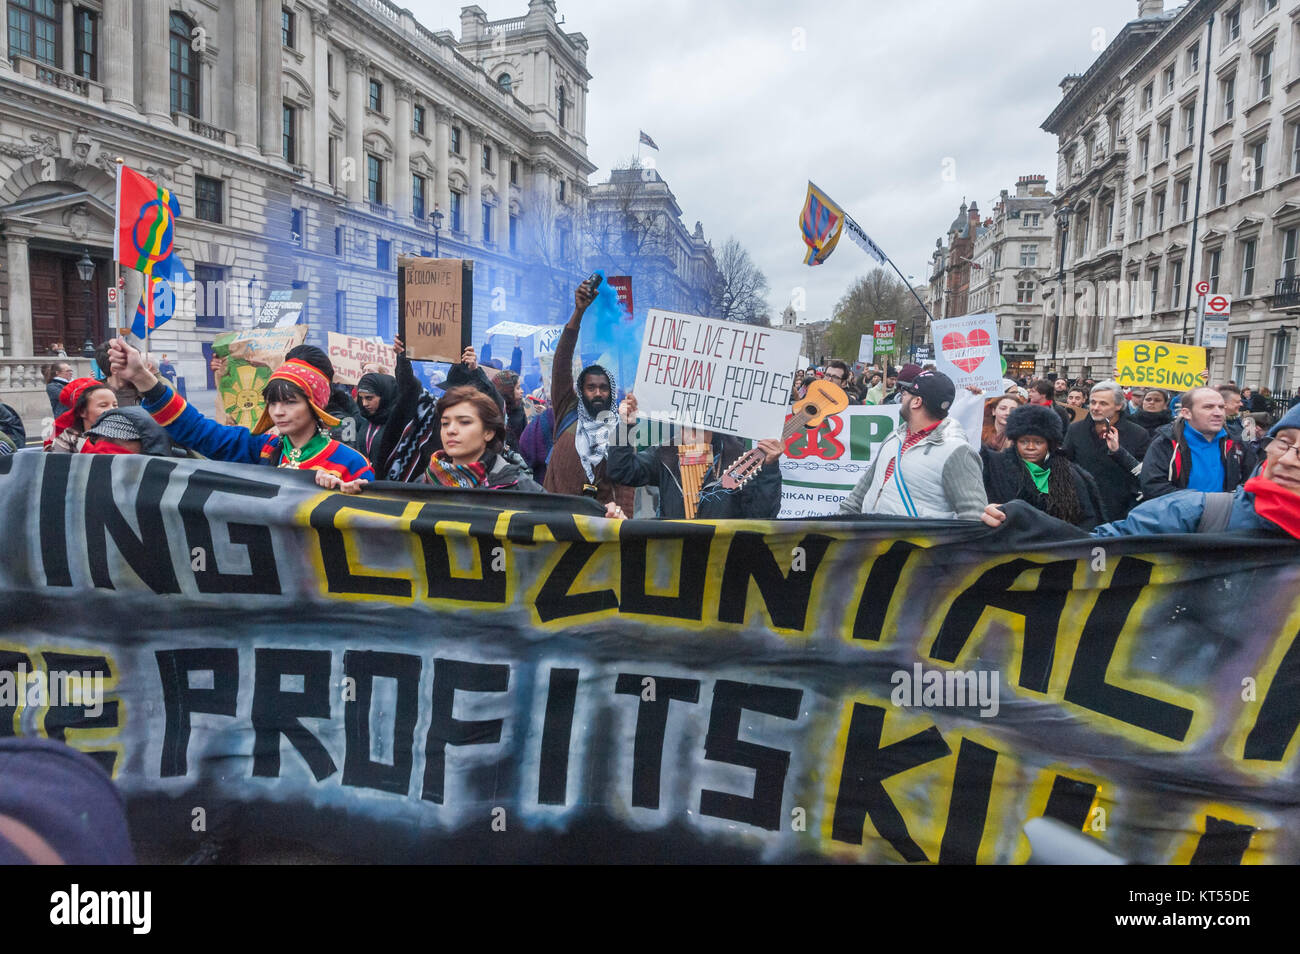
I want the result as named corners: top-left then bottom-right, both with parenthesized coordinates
top-left (1044, 0), bottom-right (1300, 394)
top-left (0, 0), bottom-right (594, 424)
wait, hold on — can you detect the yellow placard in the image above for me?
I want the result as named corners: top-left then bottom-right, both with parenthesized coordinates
top-left (1115, 339), bottom-right (1206, 390)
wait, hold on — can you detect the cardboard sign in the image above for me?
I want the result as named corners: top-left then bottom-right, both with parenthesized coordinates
top-left (399, 257), bottom-right (472, 363)
top-left (534, 326), bottom-right (565, 354)
top-left (633, 309), bottom-right (801, 439)
top-left (873, 320), bottom-right (896, 355)
top-left (327, 332), bottom-right (397, 385)
top-left (857, 335), bottom-right (874, 364)
top-left (211, 325), bottom-right (308, 428)
top-left (1116, 339), bottom-right (1207, 389)
top-left (254, 289), bottom-right (307, 329)
top-left (933, 313), bottom-right (1000, 390)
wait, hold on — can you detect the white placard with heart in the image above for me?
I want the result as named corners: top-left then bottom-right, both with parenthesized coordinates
top-left (932, 313), bottom-right (1001, 391)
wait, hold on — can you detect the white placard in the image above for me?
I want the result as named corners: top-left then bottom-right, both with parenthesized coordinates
top-left (857, 335), bottom-right (874, 364)
top-left (633, 309), bottom-right (801, 439)
top-left (933, 313), bottom-right (1001, 390)
top-left (779, 406), bottom-right (900, 517)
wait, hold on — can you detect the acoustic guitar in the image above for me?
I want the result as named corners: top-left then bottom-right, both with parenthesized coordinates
top-left (719, 379), bottom-right (850, 491)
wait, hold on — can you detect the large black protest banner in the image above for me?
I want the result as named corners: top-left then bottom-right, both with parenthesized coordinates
top-left (1, 453), bottom-right (1297, 863)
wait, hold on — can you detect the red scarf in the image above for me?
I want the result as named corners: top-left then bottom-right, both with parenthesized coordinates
top-left (1244, 465), bottom-right (1300, 539)
top-left (79, 440), bottom-right (136, 455)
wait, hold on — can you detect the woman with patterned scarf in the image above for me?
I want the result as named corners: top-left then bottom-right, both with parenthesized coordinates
top-left (423, 386), bottom-right (544, 492)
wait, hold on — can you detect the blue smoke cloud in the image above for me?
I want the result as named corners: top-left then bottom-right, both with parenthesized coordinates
top-left (577, 269), bottom-right (645, 398)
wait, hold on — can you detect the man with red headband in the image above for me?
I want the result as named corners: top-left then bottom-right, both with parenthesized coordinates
top-left (107, 337), bottom-right (373, 491)
top-left (980, 404), bottom-right (1300, 538)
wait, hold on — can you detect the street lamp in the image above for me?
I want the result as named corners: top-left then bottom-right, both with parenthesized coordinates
top-left (76, 248), bottom-right (95, 357)
top-left (1051, 201), bottom-right (1073, 378)
top-left (431, 207), bottom-right (444, 258)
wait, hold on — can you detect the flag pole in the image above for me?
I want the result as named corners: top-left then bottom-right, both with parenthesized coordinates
top-left (143, 274), bottom-right (152, 366)
top-left (883, 255), bottom-right (935, 324)
top-left (114, 158), bottom-right (124, 340)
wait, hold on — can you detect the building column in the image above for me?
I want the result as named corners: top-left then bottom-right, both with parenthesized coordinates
top-left (101, 0), bottom-right (132, 107)
top-left (142, 0), bottom-right (171, 119)
top-left (468, 127), bottom-right (484, 244)
top-left (433, 105), bottom-right (451, 218)
top-left (233, 0), bottom-right (258, 147)
top-left (497, 145), bottom-right (512, 252)
top-left (259, 0), bottom-right (283, 158)
top-left (5, 232), bottom-right (34, 358)
top-left (310, 9), bottom-right (332, 189)
top-left (531, 160), bottom-right (551, 258)
top-left (344, 51), bottom-right (368, 204)
top-left (0, 2), bottom-right (8, 69)
top-left (394, 82), bottom-right (414, 218)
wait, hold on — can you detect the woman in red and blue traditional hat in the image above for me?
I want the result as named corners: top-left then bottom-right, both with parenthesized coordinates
top-left (107, 337), bottom-right (374, 491)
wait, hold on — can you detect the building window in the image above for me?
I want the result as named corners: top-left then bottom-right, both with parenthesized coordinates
top-left (557, 86), bottom-right (566, 127)
top-left (1291, 121), bottom-right (1300, 176)
top-left (1155, 192), bottom-right (1166, 231)
top-left (195, 175), bottom-right (223, 223)
top-left (1183, 103), bottom-right (1195, 146)
top-left (282, 9), bottom-right (295, 48)
top-left (1281, 227), bottom-right (1298, 280)
top-left (1133, 200), bottom-right (1145, 239)
top-left (510, 160), bottom-right (518, 186)
top-left (1222, 73), bottom-right (1235, 121)
top-left (1256, 46), bottom-right (1272, 100)
top-left (74, 7), bottom-right (98, 80)
top-left (1270, 330), bottom-right (1291, 392)
top-left (1159, 121), bottom-right (1171, 160)
top-left (368, 78), bottom-right (383, 112)
top-left (1251, 139), bottom-right (1266, 192)
top-left (483, 144), bottom-right (492, 171)
top-left (1214, 160), bottom-right (1228, 205)
top-left (1177, 179), bottom-right (1190, 221)
top-left (327, 52), bottom-right (334, 88)
top-left (1240, 238), bottom-right (1257, 295)
top-left (1232, 336), bottom-right (1249, 384)
top-left (328, 137), bottom-right (338, 187)
top-left (449, 190), bottom-right (462, 232)
top-left (1149, 266), bottom-right (1160, 313)
top-left (367, 154), bottom-right (384, 205)
top-left (1171, 260), bottom-right (1183, 305)
top-left (290, 208), bottom-right (302, 246)
top-left (194, 265), bottom-right (227, 329)
top-left (8, 0), bottom-right (59, 66)
top-left (169, 13), bottom-right (199, 117)
top-left (1023, 212), bottom-right (1040, 227)
top-left (1142, 83), bottom-right (1153, 111)
top-left (558, 223), bottom-right (571, 260)
top-left (1187, 42), bottom-right (1199, 74)
top-left (1016, 281), bottom-right (1035, 303)
top-left (1102, 202), bottom-right (1114, 244)
top-left (335, 290), bottom-right (347, 334)
top-left (451, 126), bottom-right (462, 154)
top-left (412, 174), bottom-right (426, 219)
top-left (1019, 244), bottom-right (1038, 267)
top-left (497, 72), bottom-right (512, 93)
top-left (509, 214), bottom-right (518, 252)
top-left (557, 179), bottom-right (566, 203)
top-left (1224, 4), bottom-right (1241, 42)
top-left (376, 296), bottom-right (394, 339)
top-left (335, 226), bottom-right (344, 257)
top-left (413, 105), bottom-right (426, 136)
top-left (1164, 65), bottom-right (1176, 94)
top-left (1014, 318), bottom-right (1032, 342)
top-left (376, 239), bottom-right (391, 271)
top-left (1139, 135), bottom-right (1150, 171)
top-left (282, 105), bottom-right (296, 164)
top-left (1208, 248), bottom-right (1222, 293)
top-left (482, 203), bottom-right (493, 243)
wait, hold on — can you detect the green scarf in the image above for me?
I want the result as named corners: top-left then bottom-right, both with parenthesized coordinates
top-left (279, 432), bottom-right (329, 468)
top-left (1024, 458), bottom-right (1051, 495)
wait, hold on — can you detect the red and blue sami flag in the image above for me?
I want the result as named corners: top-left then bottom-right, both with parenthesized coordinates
top-left (799, 181), bottom-right (844, 266)
top-left (115, 164), bottom-right (191, 336)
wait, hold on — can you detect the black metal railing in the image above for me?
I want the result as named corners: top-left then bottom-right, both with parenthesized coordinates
top-left (1272, 276), bottom-right (1300, 311)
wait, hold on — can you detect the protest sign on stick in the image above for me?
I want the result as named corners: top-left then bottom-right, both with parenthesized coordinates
top-left (633, 310), bottom-right (801, 439)
top-left (933, 314), bottom-right (1001, 390)
top-left (1115, 340), bottom-right (1207, 389)
top-left (873, 320), bottom-right (896, 358)
top-left (398, 256), bottom-right (472, 363)
top-left (857, 335), bottom-right (874, 364)
top-left (327, 333), bottom-right (397, 385)
top-left (212, 325), bottom-right (308, 427)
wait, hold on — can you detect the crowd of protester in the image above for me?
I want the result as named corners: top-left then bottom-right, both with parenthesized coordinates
top-left (9, 278), bottom-right (1296, 542)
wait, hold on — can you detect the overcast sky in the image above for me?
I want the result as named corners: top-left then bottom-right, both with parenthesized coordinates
top-left (410, 0), bottom-right (1152, 323)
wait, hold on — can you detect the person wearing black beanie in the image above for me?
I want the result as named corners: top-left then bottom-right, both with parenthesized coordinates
top-left (983, 403), bottom-right (1108, 530)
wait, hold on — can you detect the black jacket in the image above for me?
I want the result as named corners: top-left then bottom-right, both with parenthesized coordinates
top-left (1060, 415), bottom-right (1151, 519)
top-left (607, 437), bottom-right (781, 519)
top-left (47, 378), bottom-right (69, 415)
top-left (1129, 408), bottom-right (1172, 439)
top-left (1139, 420), bottom-right (1255, 500)
top-left (0, 403), bottom-right (26, 449)
top-left (983, 446), bottom-right (1107, 531)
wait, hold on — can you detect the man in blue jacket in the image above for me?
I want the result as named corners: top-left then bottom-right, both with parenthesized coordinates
top-left (1140, 386), bottom-right (1254, 499)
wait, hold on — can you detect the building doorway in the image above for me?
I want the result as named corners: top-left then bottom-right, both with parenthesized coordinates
top-left (28, 247), bottom-right (111, 356)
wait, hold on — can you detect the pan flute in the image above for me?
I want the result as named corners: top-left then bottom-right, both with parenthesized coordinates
top-left (677, 443), bottom-right (713, 520)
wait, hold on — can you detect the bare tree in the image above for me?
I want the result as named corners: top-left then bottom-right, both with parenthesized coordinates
top-left (827, 268), bottom-right (917, 363)
top-left (583, 158), bottom-right (683, 308)
top-left (710, 237), bottom-right (770, 326)
top-left (521, 177), bottom-right (587, 314)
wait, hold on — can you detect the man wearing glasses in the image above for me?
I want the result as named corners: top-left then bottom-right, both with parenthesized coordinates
top-left (981, 404), bottom-right (1300, 537)
top-left (822, 360), bottom-right (859, 403)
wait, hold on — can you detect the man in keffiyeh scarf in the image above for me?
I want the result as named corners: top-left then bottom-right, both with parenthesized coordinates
top-left (573, 362), bottom-right (616, 484)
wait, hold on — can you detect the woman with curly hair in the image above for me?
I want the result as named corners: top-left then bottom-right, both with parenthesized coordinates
top-left (983, 403), bottom-right (1107, 531)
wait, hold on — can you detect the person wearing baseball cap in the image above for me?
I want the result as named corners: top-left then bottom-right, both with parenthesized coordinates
top-left (839, 369), bottom-right (987, 519)
top-left (883, 363), bottom-right (924, 404)
top-left (106, 337), bottom-right (374, 491)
